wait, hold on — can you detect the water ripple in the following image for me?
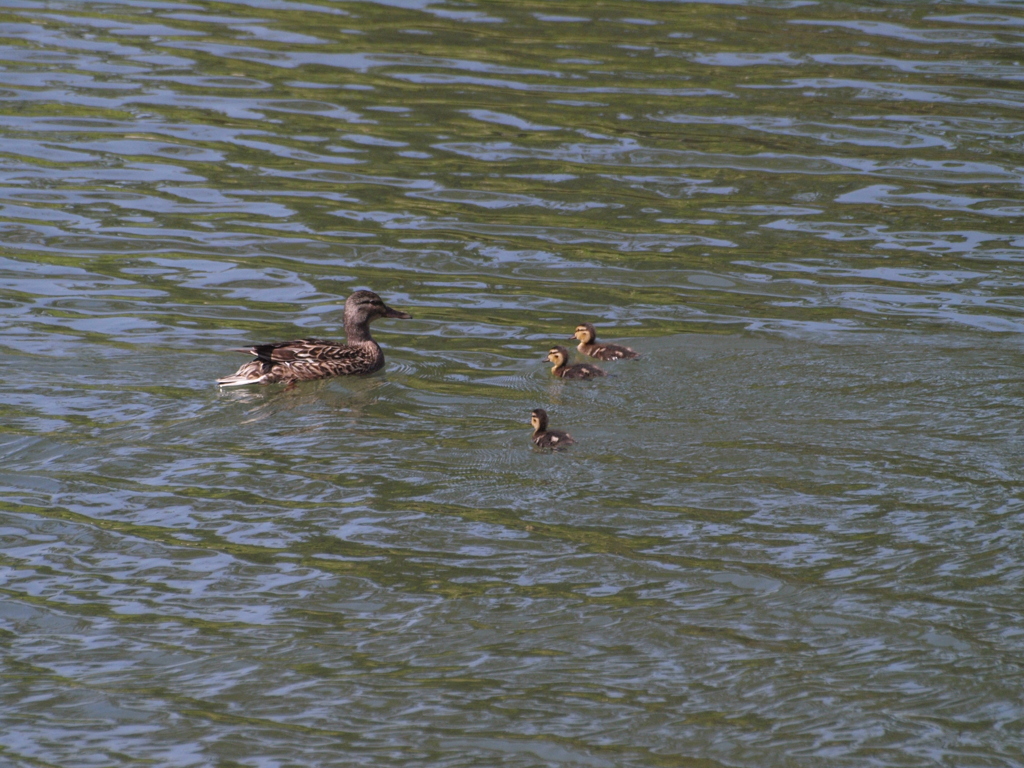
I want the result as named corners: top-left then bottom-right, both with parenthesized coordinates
top-left (1, 2), bottom-right (1023, 766)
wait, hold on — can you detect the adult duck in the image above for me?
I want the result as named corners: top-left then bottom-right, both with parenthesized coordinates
top-left (217, 290), bottom-right (411, 386)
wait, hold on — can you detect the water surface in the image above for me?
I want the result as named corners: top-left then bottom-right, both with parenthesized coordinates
top-left (2, 1), bottom-right (1024, 766)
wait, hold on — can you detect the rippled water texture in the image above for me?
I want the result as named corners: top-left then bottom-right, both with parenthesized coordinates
top-left (2, 1), bottom-right (1024, 765)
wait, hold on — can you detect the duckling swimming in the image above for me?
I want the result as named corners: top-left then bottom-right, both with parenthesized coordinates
top-left (545, 345), bottom-right (607, 380)
top-left (217, 290), bottom-right (411, 387)
top-left (531, 408), bottom-right (575, 450)
top-left (571, 323), bottom-right (640, 360)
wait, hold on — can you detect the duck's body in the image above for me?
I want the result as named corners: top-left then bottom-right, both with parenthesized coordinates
top-left (572, 323), bottom-right (639, 361)
top-left (530, 408), bottom-right (574, 450)
top-left (217, 291), bottom-right (411, 387)
top-left (218, 338), bottom-right (385, 386)
top-left (546, 345), bottom-right (606, 380)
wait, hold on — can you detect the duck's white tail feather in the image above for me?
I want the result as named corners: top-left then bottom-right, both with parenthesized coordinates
top-left (217, 375), bottom-right (266, 387)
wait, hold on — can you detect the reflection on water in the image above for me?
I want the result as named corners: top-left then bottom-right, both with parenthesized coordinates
top-left (1, 1), bottom-right (1023, 766)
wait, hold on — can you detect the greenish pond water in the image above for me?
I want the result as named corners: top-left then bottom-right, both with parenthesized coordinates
top-left (1, 1), bottom-right (1023, 766)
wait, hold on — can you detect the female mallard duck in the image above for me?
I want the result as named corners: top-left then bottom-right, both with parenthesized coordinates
top-left (217, 290), bottom-right (411, 387)
top-left (531, 408), bottom-right (575, 450)
top-left (545, 345), bottom-right (606, 380)
top-left (571, 322), bottom-right (640, 360)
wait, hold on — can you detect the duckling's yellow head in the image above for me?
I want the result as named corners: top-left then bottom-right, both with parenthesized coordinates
top-left (546, 346), bottom-right (569, 367)
top-left (572, 323), bottom-right (596, 344)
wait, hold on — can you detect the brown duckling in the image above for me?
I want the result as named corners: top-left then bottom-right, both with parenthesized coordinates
top-left (217, 290), bottom-right (411, 386)
top-left (571, 322), bottom-right (640, 361)
top-left (530, 408), bottom-right (575, 450)
top-left (545, 345), bottom-right (607, 380)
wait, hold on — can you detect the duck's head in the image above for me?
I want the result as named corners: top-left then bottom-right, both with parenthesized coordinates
top-left (345, 290), bottom-right (412, 323)
top-left (530, 408), bottom-right (549, 432)
top-left (545, 346), bottom-right (569, 368)
top-left (571, 323), bottom-right (596, 344)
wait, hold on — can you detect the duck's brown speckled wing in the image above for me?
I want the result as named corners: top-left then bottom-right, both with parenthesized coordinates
top-left (219, 338), bottom-right (383, 386)
top-left (238, 338), bottom-right (345, 362)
